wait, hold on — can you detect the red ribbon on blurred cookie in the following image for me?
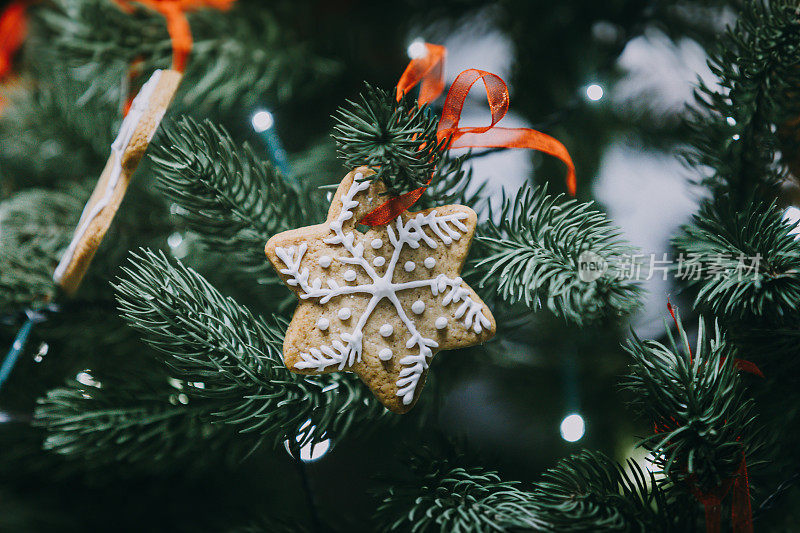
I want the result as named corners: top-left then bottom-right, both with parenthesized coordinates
top-left (360, 42), bottom-right (576, 226)
top-left (0, 1), bottom-right (29, 114)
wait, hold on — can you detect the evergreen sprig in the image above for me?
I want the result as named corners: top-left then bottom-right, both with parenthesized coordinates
top-left (374, 446), bottom-right (540, 532)
top-left (0, 189), bottom-right (82, 309)
top-left (673, 197), bottom-right (800, 322)
top-left (114, 249), bottom-right (389, 447)
top-left (621, 315), bottom-right (760, 492)
top-left (35, 379), bottom-right (226, 465)
top-left (530, 450), bottom-right (678, 532)
top-left (683, 0), bottom-right (800, 202)
top-left (416, 151), bottom-right (486, 213)
top-left (36, 0), bottom-right (338, 113)
top-left (475, 185), bottom-right (642, 325)
top-left (150, 118), bottom-right (313, 283)
top-left (332, 83), bottom-right (447, 195)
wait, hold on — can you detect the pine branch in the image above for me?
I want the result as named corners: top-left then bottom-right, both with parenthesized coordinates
top-left (35, 0), bottom-right (338, 113)
top-left (374, 445), bottom-right (541, 532)
top-left (34, 378), bottom-right (227, 465)
top-left (332, 83), bottom-right (448, 195)
top-left (672, 197), bottom-right (800, 322)
top-left (0, 73), bottom-right (112, 191)
top-left (114, 249), bottom-right (390, 447)
top-left (149, 117), bottom-right (314, 284)
top-left (621, 314), bottom-right (760, 493)
top-left (683, 0), bottom-right (800, 203)
top-left (474, 185), bottom-right (642, 325)
top-left (0, 189), bottom-right (83, 309)
top-left (530, 450), bottom-right (680, 532)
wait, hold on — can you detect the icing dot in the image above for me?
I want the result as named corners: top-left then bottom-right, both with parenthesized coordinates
top-left (424, 257), bottom-right (436, 269)
top-left (378, 348), bottom-right (393, 361)
top-left (316, 318), bottom-right (330, 331)
top-left (371, 238), bottom-right (383, 249)
top-left (404, 261), bottom-right (416, 272)
top-left (343, 269), bottom-right (357, 282)
top-left (338, 308), bottom-right (351, 320)
top-left (373, 256), bottom-right (386, 267)
top-left (435, 317), bottom-right (447, 330)
top-left (319, 255), bottom-right (332, 268)
top-left (379, 323), bottom-right (393, 337)
top-left (411, 300), bottom-right (425, 314)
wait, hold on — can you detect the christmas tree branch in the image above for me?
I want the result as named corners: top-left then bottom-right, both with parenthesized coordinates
top-left (374, 446), bottom-right (540, 532)
top-left (375, 446), bottom-right (679, 532)
top-left (672, 197), bottom-right (800, 322)
top-left (332, 83), bottom-right (448, 196)
top-left (530, 450), bottom-right (680, 532)
top-left (474, 185), bottom-right (642, 325)
top-left (683, 0), bottom-right (800, 202)
top-left (114, 249), bottom-right (389, 447)
top-left (621, 315), bottom-right (760, 493)
top-left (150, 118), bottom-right (313, 284)
top-left (0, 190), bottom-right (83, 309)
top-left (36, 0), bottom-right (338, 113)
top-left (35, 379), bottom-right (227, 465)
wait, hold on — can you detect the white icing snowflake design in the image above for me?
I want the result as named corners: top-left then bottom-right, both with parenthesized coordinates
top-left (274, 174), bottom-right (492, 405)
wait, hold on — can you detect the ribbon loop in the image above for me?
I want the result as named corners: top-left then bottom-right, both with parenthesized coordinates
top-left (360, 43), bottom-right (577, 226)
top-left (438, 69), bottom-right (508, 139)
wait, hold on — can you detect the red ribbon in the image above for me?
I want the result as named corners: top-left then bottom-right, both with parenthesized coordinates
top-left (115, 0), bottom-right (235, 73)
top-left (689, 455), bottom-right (753, 533)
top-left (0, 1), bottom-right (28, 113)
top-left (359, 43), bottom-right (576, 226)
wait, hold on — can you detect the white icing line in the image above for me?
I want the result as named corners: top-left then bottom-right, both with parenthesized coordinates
top-left (54, 70), bottom-right (165, 283)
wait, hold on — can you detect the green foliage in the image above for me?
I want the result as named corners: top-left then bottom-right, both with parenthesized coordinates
top-left (0, 189), bottom-right (82, 309)
top-left (374, 446), bottom-right (539, 532)
top-left (475, 185), bottom-right (642, 325)
top-left (530, 450), bottom-right (677, 532)
top-left (332, 83), bottom-right (447, 195)
top-left (114, 249), bottom-right (389, 447)
top-left (622, 315), bottom-right (759, 492)
top-left (416, 151), bottom-right (486, 213)
top-left (0, 76), bottom-right (111, 192)
top-left (683, 0), bottom-right (800, 201)
top-left (35, 378), bottom-right (225, 465)
top-left (150, 117), bottom-right (314, 284)
top-left (36, 0), bottom-right (338, 113)
top-left (673, 197), bottom-right (800, 322)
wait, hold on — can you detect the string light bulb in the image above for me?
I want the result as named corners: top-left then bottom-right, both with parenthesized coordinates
top-left (560, 413), bottom-right (585, 442)
top-left (252, 110), bottom-right (274, 132)
top-left (585, 84), bottom-right (604, 101)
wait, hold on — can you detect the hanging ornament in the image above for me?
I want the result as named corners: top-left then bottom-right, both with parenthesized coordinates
top-left (53, 69), bottom-right (181, 293)
top-left (264, 42), bottom-right (576, 411)
top-left (266, 167), bottom-right (496, 413)
top-left (55, 0), bottom-right (234, 293)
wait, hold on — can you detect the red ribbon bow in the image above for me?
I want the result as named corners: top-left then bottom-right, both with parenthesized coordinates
top-left (359, 42), bottom-right (576, 226)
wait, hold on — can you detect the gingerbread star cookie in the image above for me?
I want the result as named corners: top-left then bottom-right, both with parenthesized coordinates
top-left (265, 167), bottom-right (496, 413)
top-left (54, 69), bottom-right (182, 294)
